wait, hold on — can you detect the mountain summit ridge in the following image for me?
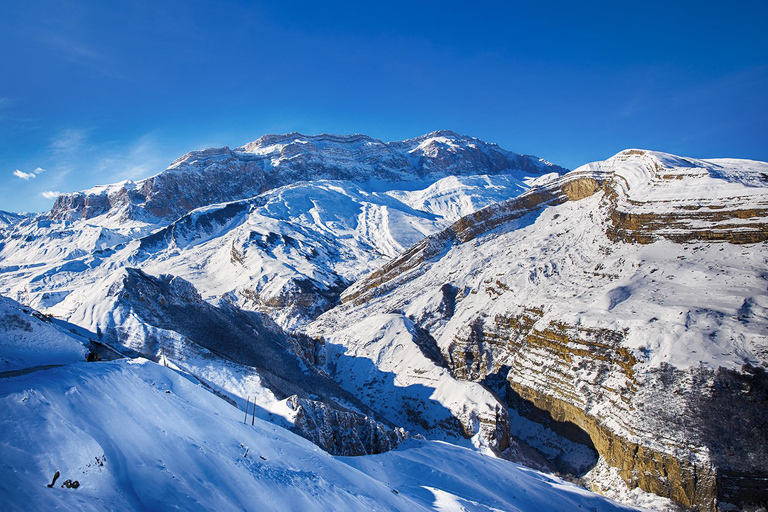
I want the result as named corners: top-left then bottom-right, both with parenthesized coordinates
top-left (48, 131), bottom-right (567, 225)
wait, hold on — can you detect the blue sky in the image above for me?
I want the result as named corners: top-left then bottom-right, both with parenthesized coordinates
top-left (2, 0), bottom-right (767, 213)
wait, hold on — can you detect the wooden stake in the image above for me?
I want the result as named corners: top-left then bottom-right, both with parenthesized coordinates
top-left (244, 397), bottom-right (250, 424)
top-left (251, 402), bottom-right (255, 425)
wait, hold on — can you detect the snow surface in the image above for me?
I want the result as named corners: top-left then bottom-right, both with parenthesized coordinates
top-left (322, 313), bottom-right (506, 449)
top-left (0, 358), bottom-right (643, 512)
top-left (0, 295), bottom-right (87, 372)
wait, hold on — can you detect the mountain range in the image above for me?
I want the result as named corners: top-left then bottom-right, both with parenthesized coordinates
top-left (1, 131), bottom-right (766, 512)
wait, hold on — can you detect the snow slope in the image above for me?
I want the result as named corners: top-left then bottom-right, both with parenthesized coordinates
top-left (0, 295), bottom-right (87, 373)
top-left (0, 358), bottom-right (642, 512)
top-left (0, 210), bottom-right (29, 235)
top-left (322, 312), bottom-right (510, 452)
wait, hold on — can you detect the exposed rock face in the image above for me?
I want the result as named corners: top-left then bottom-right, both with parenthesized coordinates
top-left (602, 150), bottom-right (768, 244)
top-left (312, 150), bottom-right (768, 511)
top-left (493, 325), bottom-right (766, 512)
top-left (287, 396), bottom-right (408, 456)
top-left (48, 131), bottom-right (566, 223)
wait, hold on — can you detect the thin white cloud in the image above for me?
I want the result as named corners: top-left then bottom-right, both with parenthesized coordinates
top-left (93, 132), bottom-right (168, 182)
top-left (12, 167), bottom-right (45, 180)
top-left (41, 191), bottom-right (62, 200)
top-left (13, 169), bottom-right (36, 180)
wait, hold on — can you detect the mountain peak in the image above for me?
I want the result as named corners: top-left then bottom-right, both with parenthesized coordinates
top-left (239, 132), bottom-right (381, 154)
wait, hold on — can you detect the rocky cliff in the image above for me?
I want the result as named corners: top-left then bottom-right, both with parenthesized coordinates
top-left (287, 395), bottom-right (409, 456)
top-left (309, 149), bottom-right (768, 511)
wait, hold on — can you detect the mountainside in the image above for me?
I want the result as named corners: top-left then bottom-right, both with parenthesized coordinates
top-left (47, 130), bottom-right (565, 227)
top-left (0, 210), bottom-right (29, 230)
top-left (0, 289), bottom-right (642, 512)
top-left (0, 295), bottom-right (88, 373)
top-left (64, 267), bottom-right (411, 455)
top-left (307, 149), bottom-right (768, 511)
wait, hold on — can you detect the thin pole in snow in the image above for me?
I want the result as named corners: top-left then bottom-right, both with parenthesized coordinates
top-left (244, 397), bottom-right (250, 424)
top-left (251, 402), bottom-right (255, 425)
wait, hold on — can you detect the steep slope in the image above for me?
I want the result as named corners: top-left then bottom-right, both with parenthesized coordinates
top-left (0, 210), bottom-right (28, 236)
top-left (308, 150), bottom-right (768, 511)
top-left (61, 267), bottom-right (409, 455)
top-left (0, 358), bottom-right (642, 512)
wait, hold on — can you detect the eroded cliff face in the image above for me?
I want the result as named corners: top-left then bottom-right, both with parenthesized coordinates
top-left (312, 150), bottom-right (768, 511)
top-left (603, 151), bottom-right (768, 245)
top-left (445, 309), bottom-right (768, 511)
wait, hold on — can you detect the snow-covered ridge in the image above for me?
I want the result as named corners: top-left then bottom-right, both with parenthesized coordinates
top-left (0, 210), bottom-right (30, 230)
top-left (3, 169), bottom-right (545, 330)
top-left (47, 131), bottom-right (567, 225)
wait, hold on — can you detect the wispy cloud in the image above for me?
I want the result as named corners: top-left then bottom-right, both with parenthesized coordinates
top-left (40, 128), bottom-right (169, 194)
top-left (42, 34), bottom-right (102, 63)
top-left (41, 191), bottom-right (61, 200)
top-left (50, 128), bottom-right (89, 156)
top-left (13, 169), bottom-right (35, 180)
top-left (92, 132), bottom-right (168, 182)
top-left (13, 167), bottom-right (44, 180)
top-left (33, 31), bottom-right (124, 81)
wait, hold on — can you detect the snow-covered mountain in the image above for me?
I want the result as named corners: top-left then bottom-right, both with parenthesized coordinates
top-left (0, 131), bottom-right (561, 329)
top-left (0, 210), bottom-right (29, 239)
top-left (308, 149), bottom-right (768, 511)
top-left (47, 130), bottom-right (564, 229)
top-left (0, 357), bottom-right (642, 511)
top-left (0, 294), bottom-right (648, 511)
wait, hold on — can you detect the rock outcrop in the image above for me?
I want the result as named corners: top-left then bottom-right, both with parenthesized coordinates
top-left (288, 396), bottom-right (408, 456)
